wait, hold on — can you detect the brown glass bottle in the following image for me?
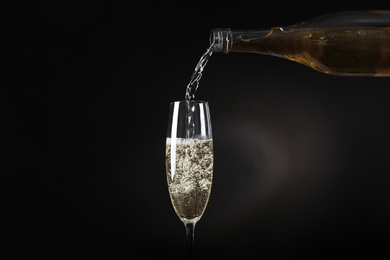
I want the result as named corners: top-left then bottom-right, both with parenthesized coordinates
top-left (210, 10), bottom-right (390, 76)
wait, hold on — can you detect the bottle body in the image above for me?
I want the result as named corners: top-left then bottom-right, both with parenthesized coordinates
top-left (210, 10), bottom-right (390, 76)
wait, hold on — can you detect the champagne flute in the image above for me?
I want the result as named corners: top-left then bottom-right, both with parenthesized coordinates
top-left (165, 100), bottom-right (214, 260)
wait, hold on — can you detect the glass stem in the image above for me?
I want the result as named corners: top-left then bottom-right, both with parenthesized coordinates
top-left (185, 222), bottom-right (196, 260)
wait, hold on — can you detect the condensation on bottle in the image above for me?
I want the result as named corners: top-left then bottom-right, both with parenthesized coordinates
top-left (210, 10), bottom-right (390, 76)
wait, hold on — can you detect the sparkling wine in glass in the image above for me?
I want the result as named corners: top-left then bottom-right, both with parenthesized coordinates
top-left (166, 100), bottom-right (214, 260)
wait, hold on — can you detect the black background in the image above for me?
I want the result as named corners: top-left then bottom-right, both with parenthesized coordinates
top-left (2, 1), bottom-right (390, 259)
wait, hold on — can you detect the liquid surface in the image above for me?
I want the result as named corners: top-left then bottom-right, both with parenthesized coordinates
top-left (166, 138), bottom-right (214, 223)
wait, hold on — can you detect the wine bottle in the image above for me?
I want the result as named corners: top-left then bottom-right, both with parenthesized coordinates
top-left (210, 10), bottom-right (390, 76)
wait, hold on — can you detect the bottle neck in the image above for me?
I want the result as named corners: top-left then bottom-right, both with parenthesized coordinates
top-left (210, 28), bottom-right (273, 54)
top-left (210, 28), bottom-right (233, 53)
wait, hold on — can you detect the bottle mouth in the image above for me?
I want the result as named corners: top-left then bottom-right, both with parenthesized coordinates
top-left (209, 28), bottom-right (232, 53)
